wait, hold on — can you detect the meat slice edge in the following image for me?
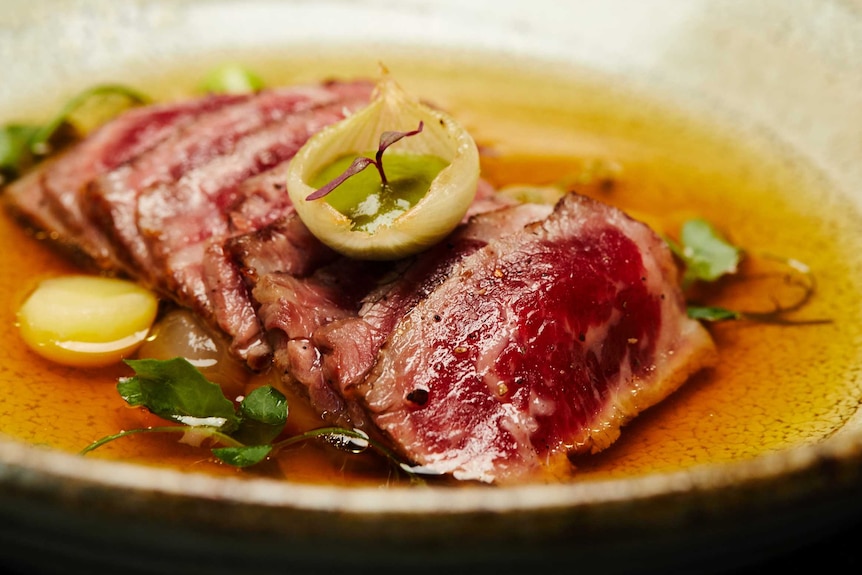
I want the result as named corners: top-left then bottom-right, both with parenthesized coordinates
top-left (3, 93), bottom-right (248, 268)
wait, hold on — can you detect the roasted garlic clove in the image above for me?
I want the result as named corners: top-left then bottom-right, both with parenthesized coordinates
top-left (16, 275), bottom-right (159, 367)
top-left (286, 76), bottom-right (480, 260)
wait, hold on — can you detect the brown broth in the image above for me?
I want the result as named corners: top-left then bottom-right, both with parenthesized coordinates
top-left (2, 53), bottom-right (862, 485)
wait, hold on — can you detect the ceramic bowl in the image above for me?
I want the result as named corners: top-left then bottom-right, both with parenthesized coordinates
top-left (2, 1), bottom-right (862, 573)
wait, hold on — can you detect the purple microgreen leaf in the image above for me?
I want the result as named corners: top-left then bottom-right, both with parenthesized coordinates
top-left (306, 156), bottom-right (375, 200)
top-left (375, 121), bottom-right (424, 171)
top-left (307, 121), bottom-right (425, 200)
top-left (377, 121), bottom-right (425, 156)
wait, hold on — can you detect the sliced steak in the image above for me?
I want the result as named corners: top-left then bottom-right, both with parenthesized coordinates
top-left (244, 202), bottom-right (550, 428)
top-left (5, 80), bottom-right (375, 366)
top-left (253, 257), bottom-right (388, 427)
top-left (315, 202), bottom-right (553, 398)
top-left (4, 93), bottom-right (247, 268)
top-left (86, 81), bottom-right (373, 279)
top-left (136, 86), bottom-right (372, 328)
top-left (228, 211), bottom-right (338, 282)
top-left (353, 192), bottom-right (716, 483)
top-left (228, 174), bottom-right (517, 416)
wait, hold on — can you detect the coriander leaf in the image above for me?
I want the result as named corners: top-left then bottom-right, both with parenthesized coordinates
top-left (85, 359), bottom-right (418, 477)
top-left (120, 357), bottom-right (240, 432)
top-left (679, 219), bottom-right (741, 286)
top-left (212, 445), bottom-right (273, 467)
top-left (116, 376), bottom-right (144, 405)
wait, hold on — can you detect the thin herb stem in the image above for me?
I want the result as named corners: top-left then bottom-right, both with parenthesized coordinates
top-left (80, 425), bottom-right (240, 455)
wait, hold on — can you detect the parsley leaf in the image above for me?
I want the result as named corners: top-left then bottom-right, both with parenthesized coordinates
top-left (212, 445), bottom-right (273, 468)
top-left (84, 357), bottom-right (418, 479)
top-left (674, 218), bottom-right (741, 287)
top-left (672, 219), bottom-right (826, 325)
top-left (119, 357), bottom-right (242, 432)
top-left (232, 385), bottom-right (289, 446)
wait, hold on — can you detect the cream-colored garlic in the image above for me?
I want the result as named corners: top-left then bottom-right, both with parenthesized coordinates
top-left (286, 75), bottom-right (480, 260)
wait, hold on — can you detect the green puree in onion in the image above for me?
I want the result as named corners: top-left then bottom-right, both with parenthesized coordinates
top-left (311, 152), bottom-right (447, 233)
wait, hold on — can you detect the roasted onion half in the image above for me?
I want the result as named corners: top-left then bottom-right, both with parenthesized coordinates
top-left (286, 76), bottom-right (480, 260)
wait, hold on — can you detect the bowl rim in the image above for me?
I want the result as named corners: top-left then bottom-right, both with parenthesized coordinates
top-left (3, 0), bottom-right (862, 542)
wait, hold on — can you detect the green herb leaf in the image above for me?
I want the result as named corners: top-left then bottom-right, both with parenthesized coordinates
top-left (85, 358), bottom-right (418, 478)
top-left (119, 357), bottom-right (241, 432)
top-left (240, 385), bottom-right (288, 426)
top-left (232, 385), bottom-right (288, 446)
top-left (678, 219), bottom-right (741, 286)
top-left (674, 223), bottom-right (827, 325)
top-left (212, 444), bottom-right (273, 467)
top-left (687, 305), bottom-right (742, 322)
top-left (200, 63), bottom-right (265, 94)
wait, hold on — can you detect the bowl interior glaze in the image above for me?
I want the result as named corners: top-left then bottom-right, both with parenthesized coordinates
top-left (2, 1), bottom-right (862, 573)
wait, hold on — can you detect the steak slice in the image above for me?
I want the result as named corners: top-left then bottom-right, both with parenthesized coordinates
top-left (4, 93), bottom-right (247, 268)
top-left (202, 205), bottom-right (340, 368)
top-left (253, 257), bottom-right (388, 427)
top-left (314, 201), bottom-right (553, 398)
top-left (86, 81), bottom-right (373, 280)
top-left (136, 84), bottom-right (373, 349)
top-left (353, 192), bottom-right (717, 483)
top-left (240, 193), bottom-right (540, 428)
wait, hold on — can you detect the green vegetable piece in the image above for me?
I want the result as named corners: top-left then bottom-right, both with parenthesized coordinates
top-left (0, 84), bottom-right (148, 183)
top-left (212, 444), bottom-right (273, 467)
top-left (119, 357), bottom-right (240, 432)
top-left (29, 84), bottom-right (149, 153)
top-left (0, 124), bottom-right (40, 180)
top-left (84, 358), bottom-right (418, 476)
top-left (200, 63), bottom-right (264, 94)
top-left (678, 219), bottom-right (741, 286)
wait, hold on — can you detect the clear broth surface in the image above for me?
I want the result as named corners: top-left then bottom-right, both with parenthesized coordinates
top-left (2, 53), bottom-right (862, 485)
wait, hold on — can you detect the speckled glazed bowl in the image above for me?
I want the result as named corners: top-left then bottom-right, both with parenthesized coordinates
top-left (3, 1), bottom-right (862, 573)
